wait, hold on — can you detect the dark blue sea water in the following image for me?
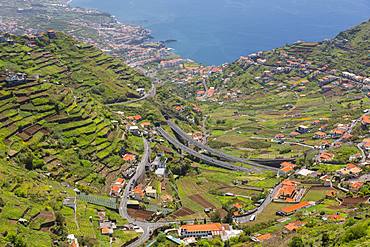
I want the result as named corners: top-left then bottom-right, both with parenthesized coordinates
top-left (72, 0), bottom-right (370, 65)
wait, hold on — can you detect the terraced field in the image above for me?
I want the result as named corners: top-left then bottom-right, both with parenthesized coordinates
top-left (0, 32), bottom-right (155, 190)
top-left (0, 32), bottom-right (153, 246)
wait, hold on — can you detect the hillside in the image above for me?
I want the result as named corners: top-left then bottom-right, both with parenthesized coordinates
top-left (0, 12), bottom-right (369, 247)
top-left (0, 31), bottom-right (151, 246)
top-left (172, 20), bottom-right (370, 162)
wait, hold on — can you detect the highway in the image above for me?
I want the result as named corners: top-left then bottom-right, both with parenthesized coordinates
top-left (233, 182), bottom-right (282, 223)
top-left (157, 127), bottom-right (259, 172)
top-left (107, 82), bottom-right (156, 106)
top-left (166, 119), bottom-right (279, 171)
top-left (119, 138), bottom-right (165, 247)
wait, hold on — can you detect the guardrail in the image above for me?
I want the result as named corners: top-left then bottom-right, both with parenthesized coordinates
top-left (166, 120), bottom-right (279, 171)
top-left (157, 127), bottom-right (255, 172)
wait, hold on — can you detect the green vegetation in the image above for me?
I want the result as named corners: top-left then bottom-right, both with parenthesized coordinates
top-left (0, 32), bottom-right (149, 246)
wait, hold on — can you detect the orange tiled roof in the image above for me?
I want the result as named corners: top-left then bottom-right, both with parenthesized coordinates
top-left (181, 223), bottom-right (223, 232)
top-left (101, 227), bottom-right (111, 234)
top-left (140, 121), bottom-right (151, 127)
top-left (122, 153), bottom-right (136, 161)
top-left (133, 185), bottom-right (145, 197)
top-left (362, 115), bottom-right (370, 124)
top-left (327, 214), bottom-right (345, 221)
top-left (256, 233), bottom-right (272, 241)
top-left (275, 133), bottom-right (285, 139)
top-left (290, 131), bottom-right (300, 136)
top-left (233, 203), bottom-right (242, 209)
top-left (347, 163), bottom-right (356, 169)
top-left (128, 115), bottom-right (142, 121)
top-left (332, 128), bottom-right (345, 135)
top-left (320, 152), bottom-right (334, 161)
top-left (281, 166), bottom-right (294, 172)
top-left (280, 186), bottom-right (295, 196)
top-left (326, 190), bottom-right (336, 197)
top-left (281, 162), bottom-right (296, 168)
top-left (314, 131), bottom-right (327, 137)
top-left (196, 90), bottom-right (205, 95)
top-left (282, 201), bottom-right (310, 214)
top-left (111, 185), bottom-right (120, 192)
top-left (284, 221), bottom-right (305, 231)
top-left (115, 178), bottom-right (124, 184)
top-left (282, 179), bottom-right (298, 186)
top-left (350, 181), bottom-right (364, 189)
top-left (285, 198), bottom-right (295, 202)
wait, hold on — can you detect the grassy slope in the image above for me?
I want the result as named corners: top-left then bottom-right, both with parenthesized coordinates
top-left (0, 33), bottom-right (149, 246)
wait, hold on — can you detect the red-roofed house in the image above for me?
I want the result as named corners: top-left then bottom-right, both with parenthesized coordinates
top-left (253, 233), bottom-right (272, 242)
top-left (361, 115), bottom-right (370, 127)
top-left (362, 138), bottom-right (370, 151)
top-left (275, 133), bottom-right (286, 140)
top-left (279, 201), bottom-right (313, 215)
top-left (133, 185), bottom-right (145, 200)
top-left (140, 121), bottom-right (151, 128)
top-left (319, 152), bottom-right (334, 162)
top-left (349, 181), bottom-right (364, 191)
top-left (289, 131), bottom-right (300, 137)
top-left (284, 221), bottom-right (305, 232)
top-left (339, 164), bottom-right (362, 176)
top-left (179, 223), bottom-right (225, 238)
top-left (122, 153), bottom-right (136, 162)
top-left (207, 87), bottom-right (215, 97)
top-left (274, 180), bottom-right (299, 201)
top-left (327, 214), bottom-right (345, 221)
top-left (331, 128), bottom-right (345, 139)
top-left (110, 178), bottom-right (126, 197)
top-left (279, 162), bottom-right (296, 174)
top-left (313, 131), bottom-right (327, 139)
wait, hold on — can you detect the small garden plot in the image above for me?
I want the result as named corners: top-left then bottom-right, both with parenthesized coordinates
top-left (303, 187), bottom-right (336, 201)
top-left (188, 194), bottom-right (215, 208)
top-left (78, 193), bottom-right (118, 210)
top-left (172, 207), bottom-right (195, 218)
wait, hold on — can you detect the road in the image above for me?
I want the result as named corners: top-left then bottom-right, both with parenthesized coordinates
top-left (285, 141), bottom-right (315, 149)
top-left (107, 82), bottom-right (156, 106)
top-left (119, 138), bottom-right (165, 247)
top-left (316, 112), bottom-right (368, 162)
top-left (233, 182), bottom-right (282, 223)
top-left (165, 119), bottom-right (279, 171)
top-left (157, 127), bottom-right (259, 172)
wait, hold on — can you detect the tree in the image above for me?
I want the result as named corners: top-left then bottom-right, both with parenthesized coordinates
top-left (6, 234), bottom-right (26, 247)
top-left (156, 232), bottom-right (166, 243)
top-left (322, 232), bottom-right (330, 246)
top-left (210, 211), bottom-right (221, 222)
top-left (289, 236), bottom-right (304, 247)
top-left (343, 221), bottom-right (367, 242)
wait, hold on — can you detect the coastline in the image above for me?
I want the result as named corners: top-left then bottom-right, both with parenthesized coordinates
top-left (66, 0), bottom-right (186, 63)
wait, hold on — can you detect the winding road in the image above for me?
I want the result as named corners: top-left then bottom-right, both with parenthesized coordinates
top-left (165, 119), bottom-right (279, 171)
top-left (233, 182), bottom-right (282, 223)
top-left (107, 82), bottom-right (156, 106)
top-left (157, 127), bottom-right (259, 172)
top-left (119, 138), bottom-right (165, 247)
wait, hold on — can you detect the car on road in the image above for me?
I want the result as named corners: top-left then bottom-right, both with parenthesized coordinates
top-left (250, 214), bottom-right (256, 221)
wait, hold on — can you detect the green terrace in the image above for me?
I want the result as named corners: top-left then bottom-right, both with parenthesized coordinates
top-left (0, 37), bottom-right (154, 193)
top-left (0, 32), bottom-right (151, 104)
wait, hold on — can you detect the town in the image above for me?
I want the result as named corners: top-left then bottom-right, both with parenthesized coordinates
top-left (0, 0), bottom-right (369, 247)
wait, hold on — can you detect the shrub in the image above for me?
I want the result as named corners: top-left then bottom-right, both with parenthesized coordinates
top-left (343, 220), bottom-right (368, 242)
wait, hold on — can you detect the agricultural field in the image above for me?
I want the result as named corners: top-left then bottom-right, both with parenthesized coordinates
top-left (172, 165), bottom-right (279, 220)
top-left (200, 88), bottom-right (368, 160)
top-left (0, 32), bottom-right (152, 245)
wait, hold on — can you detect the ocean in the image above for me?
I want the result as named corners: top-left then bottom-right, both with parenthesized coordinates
top-left (72, 0), bottom-right (370, 65)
